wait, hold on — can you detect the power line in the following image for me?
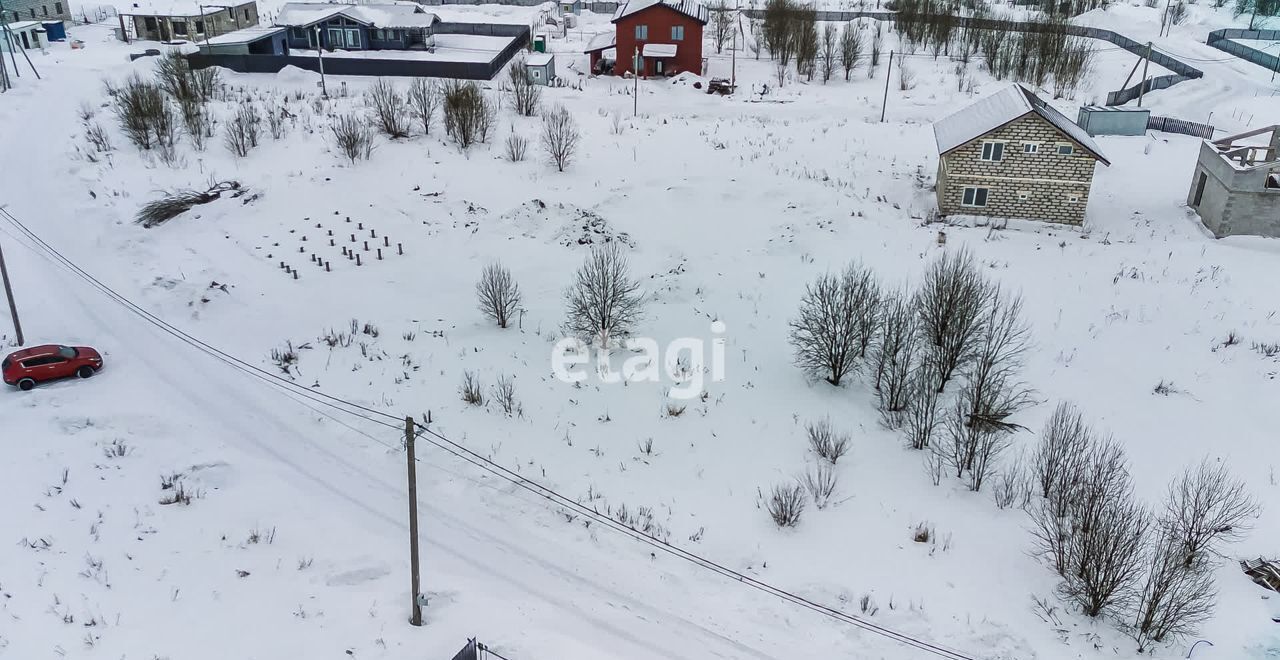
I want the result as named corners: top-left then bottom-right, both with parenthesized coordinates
top-left (0, 206), bottom-right (983, 660)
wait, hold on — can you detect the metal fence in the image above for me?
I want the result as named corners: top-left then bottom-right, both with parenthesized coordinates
top-left (1207, 28), bottom-right (1280, 74)
top-left (186, 25), bottom-right (530, 80)
top-left (1148, 114), bottom-right (1216, 139)
top-left (1105, 73), bottom-right (1186, 106)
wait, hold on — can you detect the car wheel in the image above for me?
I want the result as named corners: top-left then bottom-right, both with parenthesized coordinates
top-left (77, 366), bottom-right (95, 379)
top-left (17, 378), bottom-right (35, 391)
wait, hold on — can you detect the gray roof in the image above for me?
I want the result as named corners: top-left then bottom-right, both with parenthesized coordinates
top-left (275, 2), bottom-right (436, 29)
top-left (611, 0), bottom-right (708, 24)
top-left (934, 84), bottom-right (1110, 166)
top-left (203, 25), bottom-right (284, 45)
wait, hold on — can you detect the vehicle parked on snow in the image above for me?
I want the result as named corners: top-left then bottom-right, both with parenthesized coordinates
top-left (2, 344), bottom-right (104, 391)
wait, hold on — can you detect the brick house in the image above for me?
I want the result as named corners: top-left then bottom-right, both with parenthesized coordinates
top-left (585, 0), bottom-right (706, 77)
top-left (118, 0), bottom-right (259, 43)
top-left (934, 84), bottom-right (1109, 225)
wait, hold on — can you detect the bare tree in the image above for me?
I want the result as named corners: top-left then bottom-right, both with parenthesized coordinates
top-left (871, 289), bottom-right (919, 427)
top-left (407, 78), bottom-right (441, 135)
top-left (330, 113), bottom-right (374, 163)
top-left (1033, 402), bottom-right (1091, 502)
top-left (1160, 459), bottom-right (1259, 568)
top-left (708, 1), bottom-right (734, 54)
top-left (507, 60), bottom-right (542, 117)
top-left (476, 262), bottom-right (522, 329)
top-left (794, 11), bottom-right (819, 81)
top-left (869, 23), bottom-right (883, 77)
top-left (839, 20), bottom-right (864, 80)
top-left (367, 78), bottom-right (411, 139)
top-left (443, 79), bottom-right (494, 150)
top-left (916, 248), bottom-right (993, 391)
top-left (819, 21), bottom-right (838, 83)
top-left (541, 105), bottom-right (580, 172)
top-left (1132, 531), bottom-right (1217, 652)
top-left (903, 355), bottom-right (943, 450)
top-left (564, 243), bottom-right (645, 345)
top-left (789, 268), bottom-right (858, 386)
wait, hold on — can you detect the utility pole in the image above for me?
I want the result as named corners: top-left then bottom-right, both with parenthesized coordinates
top-left (198, 5), bottom-right (212, 48)
top-left (880, 50), bottom-right (893, 122)
top-left (0, 0), bottom-right (39, 80)
top-left (633, 45), bottom-right (639, 116)
top-left (315, 26), bottom-right (327, 98)
top-left (405, 415), bottom-right (423, 627)
top-left (0, 235), bottom-right (25, 347)
top-left (730, 0), bottom-right (738, 88)
top-left (1137, 42), bottom-right (1151, 108)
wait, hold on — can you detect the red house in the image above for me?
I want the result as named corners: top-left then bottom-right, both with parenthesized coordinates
top-left (584, 0), bottom-right (707, 77)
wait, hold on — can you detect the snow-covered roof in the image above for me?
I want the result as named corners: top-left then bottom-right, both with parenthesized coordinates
top-left (275, 2), bottom-right (436, 29)
top-left (525, 52), bottom-right (553, 66)
top-left (5, 20), bottom-right (44, 30)
top-left (642, 42), bottom-right (676, 57)
top-left (611, 0), bottom-right (708, 24)
top-left (583, 30), bottom-right (615, 52)
top-left (203, 25), bottom-right (284, 45)
top-left (934, 84), bottom-right (1109, 165)
top-left (116, 0), bottom-right (239, 17)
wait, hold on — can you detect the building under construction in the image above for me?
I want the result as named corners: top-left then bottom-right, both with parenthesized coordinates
top-left (1187, 125), bottom-right (1280, 238)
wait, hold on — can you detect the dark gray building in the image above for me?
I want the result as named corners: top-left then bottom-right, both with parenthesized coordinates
top-left (2, 0), bottom-right (71, 24)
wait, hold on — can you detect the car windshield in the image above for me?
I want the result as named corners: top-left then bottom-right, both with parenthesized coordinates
top-left (57, 346), bottom-right (77, 359)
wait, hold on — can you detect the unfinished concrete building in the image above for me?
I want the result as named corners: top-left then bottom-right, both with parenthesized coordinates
top-left (1187, 126), bottom-right (1280, 238)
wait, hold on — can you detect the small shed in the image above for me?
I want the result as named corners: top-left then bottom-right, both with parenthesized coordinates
top-left (1076, 106), bottom-right (1150, 137)
top-left (560, 0), bottom-right (581, 14)
top-left (4, 21), bottom-right (48, 50)
top-left (42, 20), bottom-right (68, 41)
top-left (196, 25), bottom-right (286, 55)
top-left (525, 52), bottom-right (554, 85)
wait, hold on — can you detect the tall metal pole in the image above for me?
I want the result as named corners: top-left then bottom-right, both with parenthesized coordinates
top-left (633, 45), bottom-right (638, 116)
top-left (1137, 42), bottom-right (1151, 108)
top-left (405, 416), bottom-right (423, 627)
top-left (730, 1), bottom-right (737, 88)
top-left (0, 236), bottom-right (25, 347)
top-left (880, 50), bottom-right (893, 122)
top-left (315, 26), bottom-right (327, 98)
top-left (199, 5), bottom-right (211, 48)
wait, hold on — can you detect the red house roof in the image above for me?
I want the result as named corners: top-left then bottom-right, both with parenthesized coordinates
top-left (611, 0), bottom-right (708, 24)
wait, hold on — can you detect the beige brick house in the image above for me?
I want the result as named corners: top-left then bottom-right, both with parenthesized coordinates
top-left (933, 84), bottom-right (1109, 225)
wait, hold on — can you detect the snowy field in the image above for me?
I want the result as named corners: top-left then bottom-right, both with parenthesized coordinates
top-left (1, 3), bottom-right (1280, 660)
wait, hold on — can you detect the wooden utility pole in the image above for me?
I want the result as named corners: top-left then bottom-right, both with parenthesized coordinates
top-left (730, 0), bottom-right (738, 88)
top-left (880, 50), bottom-right (894, 122)
top-left (315, 26), bottom-right (328, 98)
top-left (0, 236), bottom-right (25, 347)
top-left (633, 45), bottom-right (639, 116)
top-left (1137, 42), bottom-right (1151, 108)
top-left (405, 415), bottom-right (423, 626)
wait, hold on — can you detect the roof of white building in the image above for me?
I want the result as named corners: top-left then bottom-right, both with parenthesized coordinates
top-left (115, 0), bottom-right (242, 17)
top-left (583, 30), bottom-right (615, 52)
top-left (202, 24), bottom-right (283, 44)
top-left (611, 0), bottom-right (707, 24)
top-left (524, 52), bottom-right (553, 66)
top-left (275, 2), bottom-right (436, 28)
top-left (934, 84), bottom-right (1109, 165)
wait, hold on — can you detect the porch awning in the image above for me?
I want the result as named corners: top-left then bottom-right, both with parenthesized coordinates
top-left (642, 43), bottom-right (676, 58)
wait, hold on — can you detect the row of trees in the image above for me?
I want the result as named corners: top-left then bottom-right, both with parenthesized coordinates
top-left (1029, 403), bottom-right (1257, 649)
top-left (757, 0), bottom-right (885, 84)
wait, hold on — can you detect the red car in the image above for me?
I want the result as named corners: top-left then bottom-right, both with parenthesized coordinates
top-left (3, 344), bottom-right (104, 391)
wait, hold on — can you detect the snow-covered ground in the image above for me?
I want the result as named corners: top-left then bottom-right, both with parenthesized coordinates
top-left (2, 3), bottom-right (1279, 660)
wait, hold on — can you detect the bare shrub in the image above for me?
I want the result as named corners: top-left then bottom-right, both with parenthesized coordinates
top-left (1132, 531), bottom-right (1217, 652)
top-left (869, 23), bottom-right (883, 76)
top-left (913, 521), bottom-right (932, 543)
top-left (476, 262), bottom-right (522, 328)
top-left (155, 50), bottom-right (217, 104)
top-left (179, 100), bottom-right (211, 150)
top-left (367, 78), bottom-right (410, 139)
top-left (135, 181), bottom-right (241, 228)
top-left (112, 74), bottom-right (168, 151)
top-left (903, 355), bottom-right (942, 450)
top-left (460, 371), bottom-right (484, 406)
top-left (872, 289), bottom-right (920, 427)
top-left (803, 463), bottom-right (839, 509)
top-left (330, 113), bottom-right (374, 163)
top-left (505, 132), bottom-right (528, 162)
top-left (898, 60), bottom-right (916, 90)
top-left (789, 263), bottom-right (880, 387)
top-left (819, 21), bottom-right (838, 83)
top-left (564, 243), bottom-right (644, 345)
top-left (541, 104), bottom-right (580, 172)
top-left (916, 248), bottom-right (993, 391)
top-left (993, 453), bottom-right (1031, 510)
top-left (766, 482), bottom-right (805, 527)
top-left (492, 373), bottom-right (519, 416)
top-left (839, 20), bottom-right (864, 80)
top-left (265, 105), bottom-right (287, 140)
top-left (407, 78), bottom-right (441, 135)
top-left (443, 79), bottom-right (495, 149)
top-left (85, 121), bottom-right (114, 155)
top-left (1033, 402), bottom-right (1091, 501)
top-left (1160, 459), bottom-right (1258, 568)
top-left (806, 418), bottom-right (850, 464)
top-left (507, 60), bottom-right (542, 116)
top-left (223, 104), bottom-right (260, 158)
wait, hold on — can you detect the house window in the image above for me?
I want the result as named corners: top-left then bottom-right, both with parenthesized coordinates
top-left (374, 29), bottom-right (384, 40)
top-left (389, 29), bottom-right (399, 40)
top-left (172, 20), bottom-right (187, 34)
top-left (1067, 194), bottom-right (1081, 203)
top-left (1017, 190), bottom-right (1030, 201)
top-left (243, 8), bottom-right (250, 21)
top-left (671, 25), bottom-right (684, 40)
top-left (1057, 144), bottom-right (1074, 155)
top-left (291, 27), bottom-right (305, 39)
top-left (41, 5), bottom-right (48, 16)
top-left (980, 142), bottom-right (1004, 162)
top-left (1023, 143), bottom-right (1038, 154)
top-left (144, 16), bottom-right (157, 29)
top-left (962, 187), bottom-right (989, 207)
top-left (55, 2), bottom-right (62, 13)
top-left (635, 24), bottom-right (647, 39)
top-left (28, 8), bottom-right (34, 17)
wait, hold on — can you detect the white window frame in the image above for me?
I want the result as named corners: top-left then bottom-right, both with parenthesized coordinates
top-left (635, 24), bottom-right (648, 40)
top-left (1023, 143), bottom-right (1038, 154)
top-left (1057, 144), bottom-right (1074, 155)
top-left (1067, 193), bottom-right (1081, 203)
top-left (671, 25), bottom-right (684, 40)
top-left (1017, 190), bottom-right (1030, 201)
top-left (962, 187), bottom-right (989, 208)
top-left (980, 141), bottom-right (1005, 162)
